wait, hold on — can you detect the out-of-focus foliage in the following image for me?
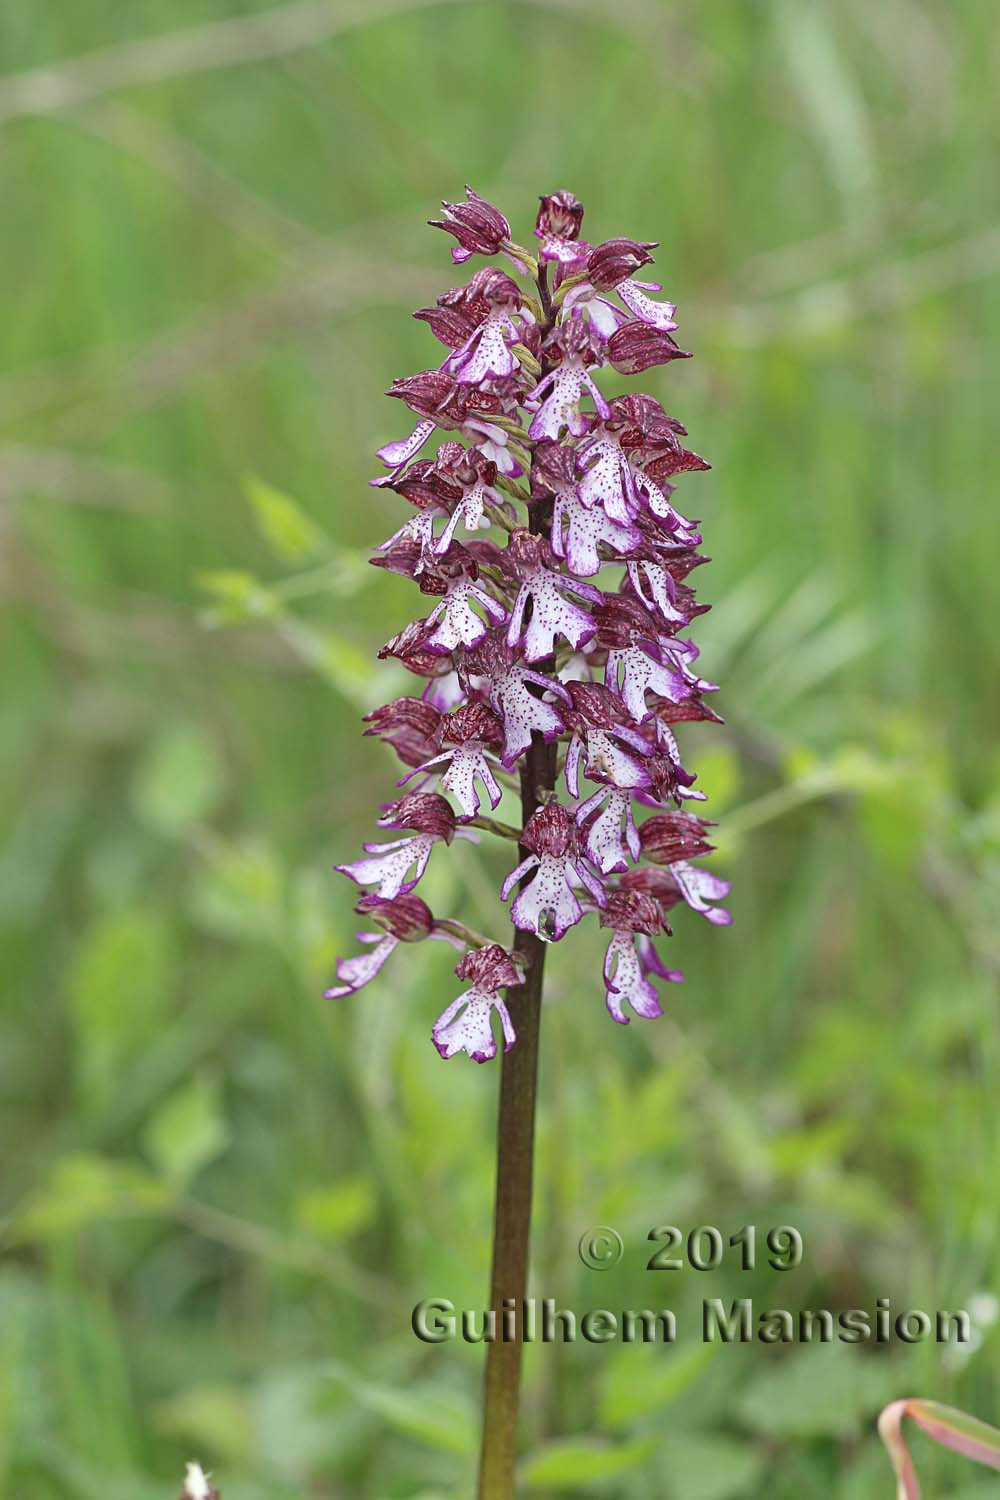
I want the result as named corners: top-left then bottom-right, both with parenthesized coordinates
top-left (1, 2), bottom-right (998, 1497)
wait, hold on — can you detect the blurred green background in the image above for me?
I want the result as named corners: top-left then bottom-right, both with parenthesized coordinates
top-left (2, 2), bottom-right (999, 1497)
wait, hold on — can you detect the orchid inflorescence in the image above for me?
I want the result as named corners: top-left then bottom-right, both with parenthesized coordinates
top-left (328, 187), bottom-right (730, 1063)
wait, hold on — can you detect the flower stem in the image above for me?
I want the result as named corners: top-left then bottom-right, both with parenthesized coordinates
top-left (467, 814), bottom-right (522, 840)
top-left (476, 734), bottom-right (556, 1500)
top-left (477, 258), bottom-right (558, 1500)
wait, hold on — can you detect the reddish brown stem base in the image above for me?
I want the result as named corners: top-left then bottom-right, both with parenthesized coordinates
top-left (476, 735), bottom-right (556, 1500)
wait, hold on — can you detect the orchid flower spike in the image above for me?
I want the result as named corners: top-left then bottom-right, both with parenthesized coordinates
top-left (331, 189), bottom-right (730, 1059)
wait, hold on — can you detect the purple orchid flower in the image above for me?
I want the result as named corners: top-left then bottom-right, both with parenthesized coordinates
top-left (401, 700), bottom-right (505, 819)
top-left (432, 444), bottom-right (508, 554)
top-left (559, 238), bottom-right (661, 341)
top-left (336, 793), bottom-right (457, 899)
top-left (446, 269), bottom-right (527, 384)
top-left (531, 439), bottom-right (640, 577)
top-left (504, 531), bottom-right (601, 662)
top-left (562, 681), bottom-right (653, 799)
top-left (526, 314), bottom-right (610, 440)
top-left (501, 803), bottom-right (605, 942)
top-left (326, 893), bottom-right (462, 999)
top-left (432, 945), bottom-right (523, 1062)
top-left (616, 278), bottom-right (679, 330)
top-left (600, 890), bottom-right (681, 1024)
top-left (467, 636), bottom-right (570, 766)
top-left (576, 426), bottom-right (641, 524)
top-left (534, 190), bottom-right (588, 267)
top-left (421, 547), bottom-right (508, 654)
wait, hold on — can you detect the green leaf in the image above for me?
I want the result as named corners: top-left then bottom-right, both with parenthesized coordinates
top-left (145, 1074), bottom-right (230, 1188)
top-left (289, 620), bottom-right (378, 707)
top-left (598, 1341), bottom-right (715, 1429)
top-left (691, 743), bottom-right (742, 815)
top-left (245, 475), bottom-right (325, 562)
top-left (151, 1383), bottom-right (252, 1465)
top-left (294, 1177), bottom-right (376, 1242)
top-left (14, 1153), bottom-right (167, 1241)
top-left (198, 568), bottom-right (280, 624)
top-left (342, 1376), bottom-right (476, 1458)
top-left (131, 722), bottom-right (226, 838)
top-left (288, 865), bottom-right (340, 986)
top-left (188, 835), bottom-right (285, 943)
top-left (251, 1364), bottom-right (368, 1479)
top-left (323, 1361), bottom-right (474, 1457)
top-left (858, 778), bottom-right (925, 874)
top-left (0, 1268), bottom-right (51, 1476)
top-left (70, 910), bottom-right (174, 1113)
top-left (520, 1436), bottom-right (656, 1488)
top-left (737, 1343), bottom-right (894, 1439)
top-left (662, 1431), bottom-right (765, 1500)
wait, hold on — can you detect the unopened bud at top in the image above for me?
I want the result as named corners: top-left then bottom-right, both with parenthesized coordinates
top-left (535, 190), bottom-right (585, 244)
top-left (429, 186), bottom-right (511, 263)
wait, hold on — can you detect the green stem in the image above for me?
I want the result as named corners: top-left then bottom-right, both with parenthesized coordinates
top-left (433, 917), bottom-right (498, 950)
top-left (468, 814), bottom-right (522, 840)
